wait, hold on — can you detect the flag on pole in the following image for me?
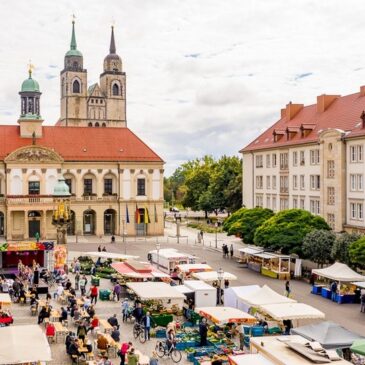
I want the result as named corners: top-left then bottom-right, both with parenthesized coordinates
top-left (154, 204), bottom-right (158, 223)
top-left (144, 207), bottom-right (151, 224)
top-left (135, 204), bottom-right (140, 224)
top-left (126, 205), bottom-right (130, 224)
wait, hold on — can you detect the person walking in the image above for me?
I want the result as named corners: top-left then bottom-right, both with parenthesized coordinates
top-left (285, 281), bottom-right (291, 297)
top-left (122, 299), bottom-right (129, 322)
top-left (119, 342), bottom-right (132, 365)
top-left (331, 281), bottom-right (337, 302)
top-left (230, 244), bottom-right (234, 259)
top-left (79, 275), bottom-right (86, 296)
top-left (222, 244), bottom-right (226, 258)
top-left (142, 311), bottom-right (152, 340)
top-left (90, 284), bottom-right (98, 304)
top-left (98, 245), bottom-right (101, 252)
top-left (113, 283), bottom-right (121, 301)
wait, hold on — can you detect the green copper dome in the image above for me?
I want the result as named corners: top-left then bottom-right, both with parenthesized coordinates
top-left (65, 49), bottom-right (83, 57)
top-left (21, 75), bottom-right (40, 92)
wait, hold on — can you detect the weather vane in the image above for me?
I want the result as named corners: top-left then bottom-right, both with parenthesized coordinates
top-left (72, 14), bottom-right (76, 23)
top-left (28, 59), bottom-right (34, 77)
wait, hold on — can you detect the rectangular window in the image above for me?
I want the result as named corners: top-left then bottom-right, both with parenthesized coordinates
top-left (272, 154), bottom-right (277, 168)
top-left (310, 199), bottom-right (320, 215)
top-left (350, 174), bottom-right (356, 191)
top-left (104, 179), bottom-right (113, 195)
top-left (256, 176), bottom-right (263, 189)
top-left (327, 160), bottom-right (335, 178)
top-left (327, 187), bottom-right (335, 205)
top-left (300, 151), bottom-right (305, 166)
top-left (310, 149), bottom-right (320, 165)
top-left (137, 178), bottom-right (146, 196)
top-left (310, 175), bottom-right (320, 190)
top-left (350, 174), bottom-right (364, 191)
top-left (280, 153), bottom-right (288, 170)
top-left (350, 145), bottom-right (364, 163)
top-left (293, 151), bottom-right (298, 166)
top-left (359, 175), bottom-right (364, 191)
top-left (359, 145), bottom-right (364, 162)
top-left (65, 179), bottom-right (72, 194)
top-left (266, 154), bottom-right (271, 168)
top-left (255, 195), bottom-right (263, 207)
top-left (300, 175), bottom-right (305, 190)
top-left (359, 203), bottom-right (364, 220)
top-left (84, 179), bottom-right (93, 195)
top-left (300, 198), bottom-right (305, 209)
top-left (266, 195), bottom-right (271, 209)
top-left (350, 203), bottom-right (357, 220)
top-left (272, 196), bottom-right (277, 211)
top-left (293, 198), bottom-right (298, 209)
top-left (280, 176), bottom-right (289, 193)
top-left (293, 175), bottom-right (298, 190)
top-left (28, 181), bottom-right (40, 195)
top-left (266, 176), bottom-right (271, 189)
top-left (272, 176), bottom-right (277, 190)
top-left (327, 213), bottom-right (335, 230)
top-left (255, 155), bottom-right (263, 168)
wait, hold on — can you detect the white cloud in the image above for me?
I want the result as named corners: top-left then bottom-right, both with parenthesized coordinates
top-left (0, 0), bottom-right (365, 175)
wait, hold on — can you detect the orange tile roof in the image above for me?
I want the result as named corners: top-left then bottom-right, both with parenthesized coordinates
top-left (0, 125), bottom-right (163, 162)
top-left (241, 90), bottom-right (365, 152)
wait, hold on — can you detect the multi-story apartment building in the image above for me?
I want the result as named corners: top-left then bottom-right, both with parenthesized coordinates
top-left (241, 91), bottom-right (365, 233)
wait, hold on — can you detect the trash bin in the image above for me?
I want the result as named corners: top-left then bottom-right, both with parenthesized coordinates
top-left (99, 289), bottom-right (111, 301)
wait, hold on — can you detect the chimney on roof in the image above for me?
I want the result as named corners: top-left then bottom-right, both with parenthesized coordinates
top-left (360, 86), bottom-right (365, 97)
top-left (280, 108), bottom-right (286, 118)
top-left (316, 94), bottom-right (339, 113)
top-left (285, 102), bottom-right (304, 121)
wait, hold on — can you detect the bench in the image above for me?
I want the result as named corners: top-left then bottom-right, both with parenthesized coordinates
top-left (99, 319), bottom-right (113, 334)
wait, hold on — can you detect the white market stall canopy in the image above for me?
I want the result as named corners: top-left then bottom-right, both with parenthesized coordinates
top-left (260, 302), bottom-right (325, 321)
top-left (0, 324), bottom-right (52, 364)
top-left (195, 306), bottom-right (256, 325)
top-left (174, 285), bottom-right (194, 294)
top-left (224, 285), bottom-right (260, 312)
top-left (238, 246), bottom-right (265, 255)
top-left (0, 293), bottom-right (12, 305)
top-left (352, 281), bottom-right (365, 289)
top-left (192, 271), bottom-right (237, 282)
top-left (237, 285), bottom-right (296, 308)
top-left (229, 354), bottom-right (274, 365)
top-left (312, 262), bottom-right (365, 282)
top-left (85, 251), bottom-right (139, 261)
top-left (126, 282), bottom-right (186, 301)
top-left (176, 264), bottom-right (212, 273)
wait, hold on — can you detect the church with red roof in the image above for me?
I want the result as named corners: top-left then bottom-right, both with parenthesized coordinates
top-left (0, 20), bottom-right (164, 266)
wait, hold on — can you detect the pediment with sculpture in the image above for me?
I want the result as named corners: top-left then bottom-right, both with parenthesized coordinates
top-left (5, 145), bottom-right (64, 163)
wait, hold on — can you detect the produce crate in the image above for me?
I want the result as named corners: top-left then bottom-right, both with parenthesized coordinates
top-left (151, 314), bottom-right (173, 327)
top-left (155, 329), bottom-right (166, 338)
top-left (99, 289), bottom-right (111, 301)
top-left (251, 326), bottom-right (264, 337)
top-left (91, 276), bottom-right (100, 286)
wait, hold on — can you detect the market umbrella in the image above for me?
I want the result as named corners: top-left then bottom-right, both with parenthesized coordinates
top-left (351, 339), bottom-right (365, 356)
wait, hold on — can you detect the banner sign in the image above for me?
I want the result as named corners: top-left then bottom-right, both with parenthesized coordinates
top-left (0, 241), bottom-right (54, 252)
top-left (54, 244), bottom-right (67, 270)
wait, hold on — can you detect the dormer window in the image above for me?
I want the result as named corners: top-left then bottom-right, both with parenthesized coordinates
top-left (273, 130), bottom-right (285, 142)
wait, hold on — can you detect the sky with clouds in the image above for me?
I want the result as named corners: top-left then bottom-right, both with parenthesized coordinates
top-left (0, 0), bottom-right (365, 175)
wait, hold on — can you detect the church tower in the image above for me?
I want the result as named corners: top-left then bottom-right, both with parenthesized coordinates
top-left (59, 19), bottom-right (88, 126)
top-left (99, 26), bottom-right (126, 127)
top-left (18, 66), bottom-right (43, 138)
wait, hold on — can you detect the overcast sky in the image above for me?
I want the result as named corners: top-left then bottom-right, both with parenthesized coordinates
top-left (0, 0), bottom-right (365, 175)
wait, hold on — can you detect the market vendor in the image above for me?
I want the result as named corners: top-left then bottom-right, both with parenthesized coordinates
top-left (199, 318), bottom-right (208, 346)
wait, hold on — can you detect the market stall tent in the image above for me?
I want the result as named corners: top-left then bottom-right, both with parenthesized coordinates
top-left (228, 354), bottom-right (274, 365)
top-left (224, 285), bottom-right (260, 312)
top-left (291, 321), bottom-right (364, 349)
top-left (351, 339), bottom-right (365, 356)
top-left (195, 306), bottom-right (256, 325)
top-left (111, 261), bottom-right (170, 279)
top-left (192, 271), bottom-right (237, 282)
top-left (126, 282), bottom-right (185, 307)
top-left (0, 324), bottom-right (52, 364)
top-left (259, 302), bottom-right (325, 321)
top-left (312, 262), bottom-right (365, 282)
top-left (237, 285), bottom-right (296, 309)
top-left (176, 263), bottom-right (212, 273)
top-left (85, 251), bottom-right (139, 261)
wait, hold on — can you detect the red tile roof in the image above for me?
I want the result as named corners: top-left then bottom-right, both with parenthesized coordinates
top-left (241, 90), bottom-right (365, 153)
top-left (0, 125), bottom-right (163, 162)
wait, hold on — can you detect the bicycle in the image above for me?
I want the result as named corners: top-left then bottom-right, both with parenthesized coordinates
top-left (133, 322), bottom-right (146, 343)
top-left (155, 340), bottom-right (182, 363)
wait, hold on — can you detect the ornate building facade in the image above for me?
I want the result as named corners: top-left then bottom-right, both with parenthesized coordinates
top-left (0, 21), bottom-right (164, 243)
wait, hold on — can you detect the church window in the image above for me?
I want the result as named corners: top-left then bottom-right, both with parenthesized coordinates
top-left (102, 123), bottom-right (106, 127)
top-left (73, 80), bottom-right (80, 93)
top-left (91, 99), bottom-right (94, 104)
top-left (112, 83), bottom-right (120, 96)
top-left (88, 122), bottom-right (92, 127)
top-left (95, 122), bottom-right (100, 127)
top-left (96, 99), bottom-right (98, 104)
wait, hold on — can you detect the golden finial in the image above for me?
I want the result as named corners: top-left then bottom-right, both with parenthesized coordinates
top-left (28, 59), bottom-right (34, 78)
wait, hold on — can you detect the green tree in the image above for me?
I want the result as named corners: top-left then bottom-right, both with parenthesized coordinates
top-left (253, 209), bottom-right (330, 255)
top-left (349, 237), bottom-right (365, 269)
top-left (223, 207), bottom-right (274, 244)
top-left (303, 229), bottom-right (336, 267)
top-left (331, 232), bottom-right (361, 265)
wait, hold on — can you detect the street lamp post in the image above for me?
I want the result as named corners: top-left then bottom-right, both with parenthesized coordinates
top-left (122, 219), bottom-right (127, 254)
top-left (215, 222), bottom-right (218, 248)
top-left (156, 242), bottom-right (161, 270)
top-left (217, 267), bottom-right (224, 305)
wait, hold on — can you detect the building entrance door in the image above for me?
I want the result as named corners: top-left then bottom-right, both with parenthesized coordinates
top-left (28, 211), bottom-right (41, 238)
top-left (0, 212), bottom-right (4, 236)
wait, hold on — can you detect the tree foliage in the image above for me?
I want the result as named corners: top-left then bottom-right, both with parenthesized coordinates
top-left (253, 209), bottom-right (330, 255)
top-left (349, 237), bottom-right (365, 269)
top-left (164, 155), bottom-right (242, 214)
top-left (331, 232), bottom-right (361, 265)
top-left (303, 229), bottom-right (336, 267)
top-left (222, 207), bottom-right (274, 244)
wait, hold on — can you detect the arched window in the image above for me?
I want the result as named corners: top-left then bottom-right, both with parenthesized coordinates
top-left (102, 123), bottom-right (106, 127)
top-left (88, 122), bottom-right (92, 127)
top-left (112, 83), bottom-right (120, 96)
top-left (95, 122), bottom-right (100, 127)
top-left (73, 80), bottom-right (80, 93)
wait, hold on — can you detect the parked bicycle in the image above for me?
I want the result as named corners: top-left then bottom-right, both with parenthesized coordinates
top-left (155, 339), bottom-right (182, 363)
top-left (133, 322), bottom-right (147, 343)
